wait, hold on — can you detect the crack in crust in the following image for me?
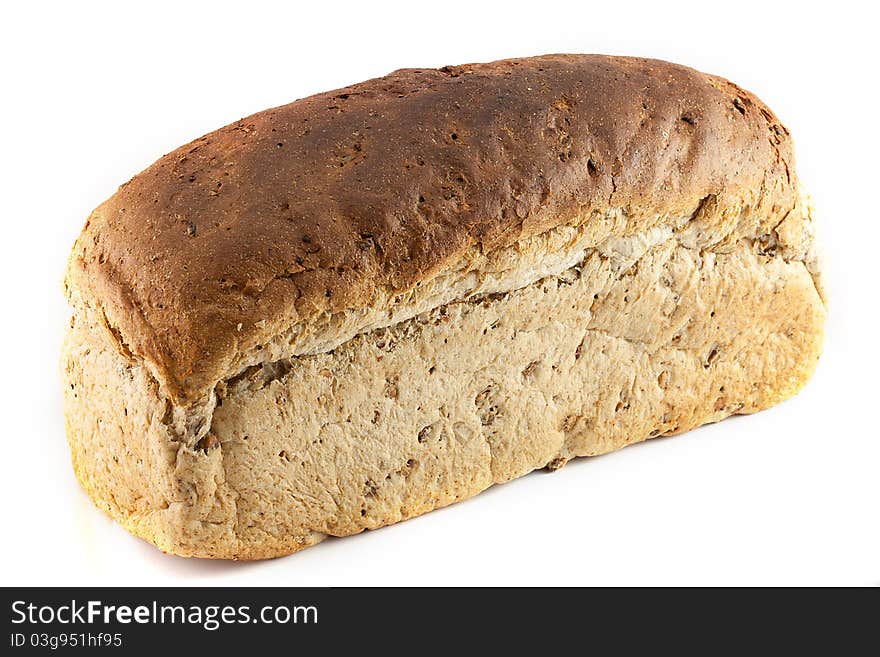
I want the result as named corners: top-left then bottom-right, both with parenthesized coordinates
top-left (217, 200), bottom-right (823, 400)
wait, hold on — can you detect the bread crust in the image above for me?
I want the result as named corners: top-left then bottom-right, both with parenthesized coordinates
top-left (66, 54), bottom-right (800, 403)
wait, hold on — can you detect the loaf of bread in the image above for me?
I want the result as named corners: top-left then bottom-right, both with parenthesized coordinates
top-left (62, 54), bottom-right (825, 559)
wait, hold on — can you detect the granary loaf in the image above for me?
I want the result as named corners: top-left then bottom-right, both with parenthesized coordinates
top-left (62, 54), bottom-right (825, 558)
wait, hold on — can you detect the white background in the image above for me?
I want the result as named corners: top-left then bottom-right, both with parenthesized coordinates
top-left (1, 0), bottom-right (877, 586)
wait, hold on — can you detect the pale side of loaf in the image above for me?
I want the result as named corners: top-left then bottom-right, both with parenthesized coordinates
top-left (62, 54), bottom-right (825, 559)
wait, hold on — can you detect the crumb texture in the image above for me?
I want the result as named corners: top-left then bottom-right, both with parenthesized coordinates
top-left (63, 221), bottom-right (824, 558)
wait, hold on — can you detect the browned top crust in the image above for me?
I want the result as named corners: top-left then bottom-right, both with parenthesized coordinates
top-left (67, 54), bottom-right (797, 402)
